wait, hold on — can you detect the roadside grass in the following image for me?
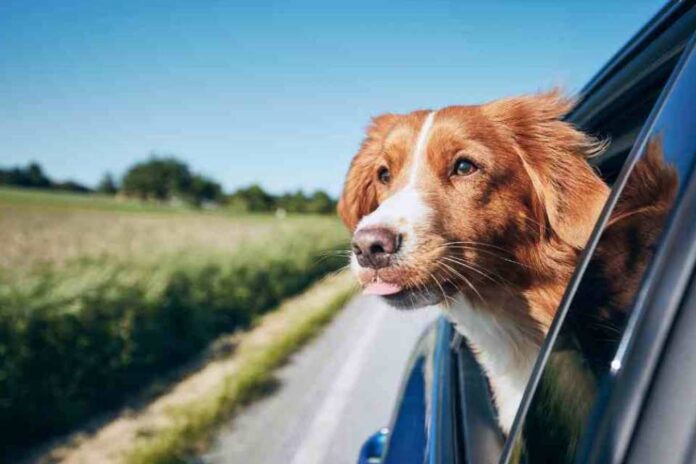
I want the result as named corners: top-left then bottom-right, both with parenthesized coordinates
top-left (125, 273), bottom-right (357, 464)
top-left (0, 190), bottom-right (350, 452)
top-left (38, 271), bottom-right (357, 464)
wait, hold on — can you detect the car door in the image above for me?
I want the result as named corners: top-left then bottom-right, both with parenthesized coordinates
top-left (500, 20), bottom-right (696, 464)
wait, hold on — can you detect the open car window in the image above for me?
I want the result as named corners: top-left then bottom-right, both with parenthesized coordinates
top-left (501, 23), bottom-right (696, 464)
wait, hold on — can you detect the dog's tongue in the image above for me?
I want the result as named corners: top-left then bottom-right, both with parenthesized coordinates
top-left (363, 281), bottom-right (402, 296)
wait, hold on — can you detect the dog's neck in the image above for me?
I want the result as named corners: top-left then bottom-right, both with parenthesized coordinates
top-left (444, 240), bottom-right (577, 433)
top-left (445, 295), bottom-right (539, 433)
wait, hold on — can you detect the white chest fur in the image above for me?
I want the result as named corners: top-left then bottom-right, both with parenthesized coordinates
top-left (444, 296), bottom-right (540, 433)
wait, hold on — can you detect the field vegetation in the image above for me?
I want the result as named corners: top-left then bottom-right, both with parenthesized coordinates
top-left (0, 187), bottom-right (349, 453)
top-left (1, 157), bottom-right (338, 213)
top-left (42, 272), bottom-right (356, 464)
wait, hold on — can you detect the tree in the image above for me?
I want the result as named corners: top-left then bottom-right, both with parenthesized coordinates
top-left (25, 163), bottom-right (51, 188)
top-left (121, 157), bottom-right (193, 201)
top-left (229, 186), bottom-right (337, 214)
top-left (188, 174), bottom-right (222, 206)
top-left (0, 162), bottom-right (51, 188)
top-left (53, 180), bottom-right (92, 193)
top-left (121, 156), bottom-right (223, 206)
top-left (228, 184), bottom-right (275, 212)
top-left (277, 190), bottom-right (303, 213)
top-left (97, 172), bottom-right (118, 195)
top-left (305, 190), bottom-right (335, 214)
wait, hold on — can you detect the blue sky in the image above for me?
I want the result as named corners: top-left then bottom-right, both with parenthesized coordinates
top-left (0, 0), bottom-right (665, 196)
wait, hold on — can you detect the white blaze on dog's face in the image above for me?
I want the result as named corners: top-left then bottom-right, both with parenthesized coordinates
top-left (338, 91), bottom-right (609, 316)
top-left (351, 111), bottom-right (437, 297)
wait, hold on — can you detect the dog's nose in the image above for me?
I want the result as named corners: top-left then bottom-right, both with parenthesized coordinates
top-left (352, 227), bottom-right (401, 269)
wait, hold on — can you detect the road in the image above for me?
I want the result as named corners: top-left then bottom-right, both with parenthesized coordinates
top-left (202, 295), bottom-right (438, 464)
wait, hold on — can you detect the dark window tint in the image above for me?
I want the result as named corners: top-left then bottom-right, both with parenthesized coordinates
top-left (506, 38), bottom-right (696, 464)
top-left (570, 46), bottom-right (681, 184)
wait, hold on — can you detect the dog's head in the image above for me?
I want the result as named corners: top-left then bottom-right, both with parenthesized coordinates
top-left (339, 91), bottom-right (608, 310)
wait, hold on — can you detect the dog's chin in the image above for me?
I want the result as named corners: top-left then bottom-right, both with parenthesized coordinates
top-left (380, 281), bottom-right (458, 310)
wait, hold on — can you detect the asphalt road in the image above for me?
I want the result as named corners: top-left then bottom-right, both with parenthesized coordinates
top-left (202, 295), bottom-right (438, 464)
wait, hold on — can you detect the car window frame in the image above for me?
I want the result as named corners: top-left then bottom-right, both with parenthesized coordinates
top-left (451, 336), bottom-right (505, 464)
top-left (622, 270), bottom-right (696, 464)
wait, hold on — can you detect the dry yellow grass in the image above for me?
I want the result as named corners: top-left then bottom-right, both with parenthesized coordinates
top-left (0, 202), bottom-right (343, 274)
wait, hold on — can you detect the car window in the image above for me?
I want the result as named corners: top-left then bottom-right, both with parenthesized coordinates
top-left (502, 36), bottom-right (696, 464)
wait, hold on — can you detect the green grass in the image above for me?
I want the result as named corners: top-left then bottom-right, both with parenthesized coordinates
top-left (0, 186), bottom-right (345, 275)
top-left (0, 189), bottom-right (350, 453)
top-left (0, 186), bottom-right (183, 213)
top-left (0, 186), bottom-right (337, 216)
top-left (125, 273), bottom-right (357, 464)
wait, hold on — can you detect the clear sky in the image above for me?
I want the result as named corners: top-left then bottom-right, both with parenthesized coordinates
top-left (1, 0), bottom-right (666, 196)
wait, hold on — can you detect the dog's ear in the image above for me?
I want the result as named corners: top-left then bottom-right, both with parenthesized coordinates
top-left (484, 90), bottom-right (609, 248)
top-left (338, 114), bottom-right (398, 230)
top-left (609, 136), bottom-right (677, 225)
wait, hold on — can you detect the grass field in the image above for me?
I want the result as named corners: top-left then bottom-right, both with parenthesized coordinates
top-left (0, 186), bottom-right (201, 213)
top-left (0, 187), bottom-right (350, 454)
top-left (0, 187), bottom-right (342, 274)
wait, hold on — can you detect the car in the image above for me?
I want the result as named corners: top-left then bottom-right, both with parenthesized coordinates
top-left (358, 1), bottom-right (696, 463)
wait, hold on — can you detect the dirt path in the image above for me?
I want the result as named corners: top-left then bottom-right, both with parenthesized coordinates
top-left (203, 295), bottom-right (438, 464)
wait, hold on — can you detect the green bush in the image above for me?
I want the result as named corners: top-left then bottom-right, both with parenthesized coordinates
top-left (0, 233), bottom-right (348, 451)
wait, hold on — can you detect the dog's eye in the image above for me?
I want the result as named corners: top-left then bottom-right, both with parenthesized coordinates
top-left (377, 167), bottom-right (391, 184)
top-left (452, 158), bottom-right (478, 176)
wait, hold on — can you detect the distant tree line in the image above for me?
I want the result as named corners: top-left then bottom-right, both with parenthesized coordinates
top-left (1, 157), bottom-right (337, 214)
top-left (227, 185), bottom-right (336, 214)
top-left (0, 162), bottom-right (92, 193)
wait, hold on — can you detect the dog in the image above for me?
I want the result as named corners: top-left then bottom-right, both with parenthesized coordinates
top-left (337, 90), bottom-right (609, 432)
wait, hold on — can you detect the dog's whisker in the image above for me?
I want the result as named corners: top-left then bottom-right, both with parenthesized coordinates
top-left (439, 240), bottom-right (513, 253)
top-left (416, 274), bottom-right (436, 303)
top-left (438, 245), bottom-right (531, 269)
top-left (427, 270), bottom-right (453, 308)
top-left (437, 260), bottom-right (485, 304)
top-left (436, 242), bottom-right (519, 262)
top-left (441, 256), bottom-right (517, 299)
top-left (313, 249), bottom-right (353, 266)
top-left (441, 256), bottom-right (506, 286)
top-left (413, 277), bottom-right (436, 307)
top-left (326, 262), bottom-right (352, 279)
top-left (317, 247), bottom-right (353, 256)
top-left (406, 276), bottom-right (417, 309)
top-left (442, 254), bottom-right (508, 279)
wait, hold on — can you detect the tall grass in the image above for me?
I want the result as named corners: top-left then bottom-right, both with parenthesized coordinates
top-left (125, 272), bottom-right (356, 464)
top-left (0, 192), bottom-right (349, 452)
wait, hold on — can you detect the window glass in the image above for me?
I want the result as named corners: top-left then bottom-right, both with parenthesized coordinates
top-left (507, 43), bottom-right (696, 463)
